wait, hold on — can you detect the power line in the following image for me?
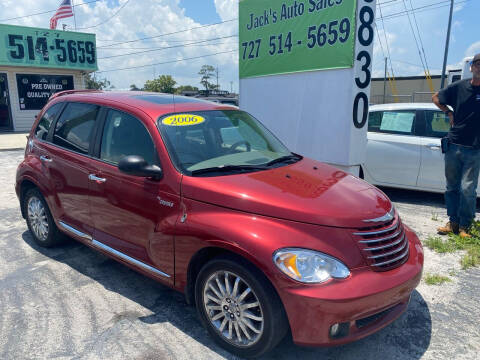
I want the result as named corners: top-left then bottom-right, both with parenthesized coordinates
top-left (98, 36), bottom-right (239, 45)
top-left (96, 49), bottom-right (237, 73)
top-left (77, 0), bottom-right (131, 30)
top-left (98, 41), bottom-right (238, 50)
top-left (374, 23), bottom-right (387, 60)
top-left (98, 1), bottom-right (466, 47)
top-left (97, 19), bottom-right (237, 48)
top-left (377, 0), bottom-right (403, 7)
top-left (0, 0), bottom-right (466, 28)
top-left (0, 0), bottom-right (395, 24)
top-left (391, 59), bottom-right (425, 68)
top-left (402, 0), bottom-right (428, 76)
top-left (95, 1), bottom-right (462, 45)
top-left (0, 0), bottom-right (103, 22)
top-left (98, 35), bottom-right (238, 59)
top-left (377, 1), bottom-right (396, 78)
top-left (382, 0), bottom-right (469, 20)
top-left (408, 0), bottom-right (433, 75)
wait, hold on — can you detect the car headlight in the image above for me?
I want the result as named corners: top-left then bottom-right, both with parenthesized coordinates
top-left (273, 248), bottom-right (350, 283)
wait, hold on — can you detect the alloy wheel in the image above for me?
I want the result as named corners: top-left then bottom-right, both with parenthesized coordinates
top-left (27, 196), bottom-right (49, 242)
top-left (202, 270), bottom-right (264, 347)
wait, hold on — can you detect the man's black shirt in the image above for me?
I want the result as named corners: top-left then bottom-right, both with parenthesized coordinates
top-left (438, 79), bottom-right (480, 147)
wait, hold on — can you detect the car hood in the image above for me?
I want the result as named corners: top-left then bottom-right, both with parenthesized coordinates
top-left (181, 158), bottom-right (392, 228)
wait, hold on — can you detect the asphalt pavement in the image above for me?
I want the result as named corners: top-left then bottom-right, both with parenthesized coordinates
top-left (0, 149), bottom-right (479, 359)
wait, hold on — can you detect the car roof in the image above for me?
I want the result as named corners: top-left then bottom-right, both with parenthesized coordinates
top-left (48, 90), bottom-right (237, 120)
top-left (369, 103), bottom-right (440, 111)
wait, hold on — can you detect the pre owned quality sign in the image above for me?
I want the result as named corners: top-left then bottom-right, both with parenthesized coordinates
top-left (239, 0), bottom-right (357, 78)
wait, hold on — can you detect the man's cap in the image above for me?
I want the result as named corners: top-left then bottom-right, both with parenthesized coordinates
top-left (473, 53), bottom-right (480, 64)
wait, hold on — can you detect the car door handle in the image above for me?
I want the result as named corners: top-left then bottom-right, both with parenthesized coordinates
top-left (425, 144), bottom-right (440, 150)
top-left (88, 174), bottom-right (106, 183)
top-left (39, 155), bottom-right (52, 163)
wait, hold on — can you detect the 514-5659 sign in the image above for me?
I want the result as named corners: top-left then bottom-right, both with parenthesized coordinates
top-left (239, 0), bottom-right (357, 78)
top-left (0, 24), bottom-right (97, 71)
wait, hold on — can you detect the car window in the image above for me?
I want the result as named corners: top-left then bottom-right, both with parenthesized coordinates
top-left (158, 110), bottom-right (291, 174)
top-left (34, 103), bottom-right (63, 140)
top-left (425, 110), bottom-right (450, 138)
top-left (53, 103), bottom-right (99, 154)
top-left (100, 110), bottom-right (156, 165)
top-left (368, 111), bottom-right (415, 135)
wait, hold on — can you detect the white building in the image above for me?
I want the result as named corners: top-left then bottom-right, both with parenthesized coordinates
top-left (0, 24), bottom-right (96, 132)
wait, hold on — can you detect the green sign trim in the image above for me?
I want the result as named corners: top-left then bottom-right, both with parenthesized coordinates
top-left (239, 0), bottom-right (357, 79)
top-left (0, 24), bottom-right (97, 71)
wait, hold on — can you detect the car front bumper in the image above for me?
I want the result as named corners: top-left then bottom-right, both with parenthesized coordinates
top-left (278, 225), bottom-right (424, 347)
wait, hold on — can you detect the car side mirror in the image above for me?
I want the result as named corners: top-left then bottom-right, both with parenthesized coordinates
top-left (118, 155), bottom-right (163, 180)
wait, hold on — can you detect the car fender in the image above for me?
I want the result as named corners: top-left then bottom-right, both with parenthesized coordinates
top-left (173, 198), bottom-right (366, 294)
top-left (16, 159), bottom-right (59, 221)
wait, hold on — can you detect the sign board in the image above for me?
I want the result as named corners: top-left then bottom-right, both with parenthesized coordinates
top-left (239, 0), bottom-right (357, 78)
top-left (16, 74), bottom-right (74, 110)
top-left (239, 0), bottom-right (376, 173)
top-left (0, 24), bottom-right (97, 71)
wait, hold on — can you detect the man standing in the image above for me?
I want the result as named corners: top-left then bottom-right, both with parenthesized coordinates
top-left (432, 53), bottom-right (480, 238)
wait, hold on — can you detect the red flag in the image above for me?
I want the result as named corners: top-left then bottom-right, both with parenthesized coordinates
top-left (50, 0), bottom-right (74, 29)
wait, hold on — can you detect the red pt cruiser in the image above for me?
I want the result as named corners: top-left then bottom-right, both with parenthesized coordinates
top-left (16, 91), bottom-right (423, 357)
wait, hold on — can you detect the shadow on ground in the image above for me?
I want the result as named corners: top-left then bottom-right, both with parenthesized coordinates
top-left (23, 231), bottom-right (432, 359)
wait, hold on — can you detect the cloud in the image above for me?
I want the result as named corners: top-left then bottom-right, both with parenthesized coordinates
top-left (2, 0), bottom-right (477, 91)
top-left (214, 0), bottom-right (238, 21)
top-left (466, 41), bottom-right (480, 57)
top-left (1, 0), bottom-right (239, 91)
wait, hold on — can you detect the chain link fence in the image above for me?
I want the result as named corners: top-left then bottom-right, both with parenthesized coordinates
top-left (371, 92), bottom-right (434, 105)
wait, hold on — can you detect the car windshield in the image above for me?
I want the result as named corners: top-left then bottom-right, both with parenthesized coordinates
top-left (157, 110), bottom-right (298, 176)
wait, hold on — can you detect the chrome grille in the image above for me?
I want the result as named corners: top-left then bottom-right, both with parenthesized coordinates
top-left (353, 215), bottom-right (409, 271)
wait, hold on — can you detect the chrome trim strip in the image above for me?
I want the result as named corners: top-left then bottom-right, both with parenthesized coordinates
top-left (368, 239), bottom-right (408, 259)
top-left (363, 233), bottom-right (405, 251)
top-left (372, 243), bottom-right (409, 267)
top-left (92, 239), bottom-right (170, 278)
top-left (359, 229), bottom-right (402, 244)
top-left (59, 221), bottom-right (92, 241)
top-left (362, 207), bottom-right (394, 223)
top-left (354, 222), bottom-right (398, 236)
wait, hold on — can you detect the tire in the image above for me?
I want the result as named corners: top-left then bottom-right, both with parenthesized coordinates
top-left (24, 188), bottom-right (64, 247)
top-left (195, 255), bottom-right (288, 358)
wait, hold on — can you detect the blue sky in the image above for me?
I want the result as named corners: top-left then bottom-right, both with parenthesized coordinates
top-left (179, 0), bottom-right (221, 24)
top-left (1, 0), bottom-right (479, 91)
top-left (370, 0), bottom-right (479, 77)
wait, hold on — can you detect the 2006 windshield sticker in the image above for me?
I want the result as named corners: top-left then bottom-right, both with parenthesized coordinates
top-left (162, 114), bottom-right (205, 126)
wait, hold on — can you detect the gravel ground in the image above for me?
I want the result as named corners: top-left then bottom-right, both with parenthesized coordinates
top-left (0, 150), bottom-right (479, 359)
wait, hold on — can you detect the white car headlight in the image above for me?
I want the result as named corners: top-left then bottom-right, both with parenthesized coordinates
top-left (273, 248), bottom-right (350, 283)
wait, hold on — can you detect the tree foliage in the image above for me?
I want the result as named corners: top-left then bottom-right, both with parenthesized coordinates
top-left (198, 65), bottom-right (219, 91)
top-left (85, 73), bottom-right (111, 90)
top-left (130, 84), bottom-right (141, 91)
top-left (144, 75), bottom-right (177, 94)
top-left (175, 85), bottom-right (199, 94)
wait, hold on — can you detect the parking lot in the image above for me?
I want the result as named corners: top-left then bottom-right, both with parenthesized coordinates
top-left (1, 149), bottom-right (479, 360)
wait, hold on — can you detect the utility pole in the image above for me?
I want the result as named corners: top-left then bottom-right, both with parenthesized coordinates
top-left (230, 81), bottom-right (233, 94)
top-left (216, 66), bottom-right (219, 89)
top-left (440, 0), bottom-right (454, 89)
top-left (72, 0), bottom-right (77, 30)
top-left (383, 57), bottom-right (387, 104)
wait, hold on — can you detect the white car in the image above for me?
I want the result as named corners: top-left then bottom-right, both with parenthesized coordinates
top-left (362, 103), bottom-right (480, 196)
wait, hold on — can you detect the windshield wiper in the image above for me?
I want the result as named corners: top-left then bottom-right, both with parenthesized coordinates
top-left (191, 164), bottom-right (268, 176)
top-left (265, 153), bottom-right (302, 167)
